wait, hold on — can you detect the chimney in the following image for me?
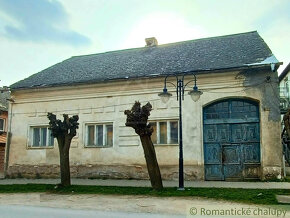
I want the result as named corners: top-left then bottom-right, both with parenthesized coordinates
top-left (145, 37), bottom-right (158, 47)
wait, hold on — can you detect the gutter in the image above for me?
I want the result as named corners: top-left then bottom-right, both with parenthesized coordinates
top-left (4, 99), bottom-right (13, 178)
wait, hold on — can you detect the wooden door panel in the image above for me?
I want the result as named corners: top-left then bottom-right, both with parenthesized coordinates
top-left (232, 123), bottom-right (259, 143)
top-left (217, 124), bottom-right (230, 142)
top-left (204, 125), bottom-right (217, 143)
top-left (204, 144), bottom-right (221, 164)
top-left (222, 145), bottom-right (241, 164)
top-left (243, 143), bottom-right (260, 163)
top-left (205, 165), bottom-right (224, 180)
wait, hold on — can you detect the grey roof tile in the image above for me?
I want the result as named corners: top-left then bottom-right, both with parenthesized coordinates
top-left (0, 91), bottom-right (9, 111)
top-left (11, 31), bottom-right (277, 89)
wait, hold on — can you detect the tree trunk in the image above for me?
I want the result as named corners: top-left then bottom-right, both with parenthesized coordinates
top-left (57, 137), bottom-right (71, 186)
top-left (139, 134), bottom-right (163, 190)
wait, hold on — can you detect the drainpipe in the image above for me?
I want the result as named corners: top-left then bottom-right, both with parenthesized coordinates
top-left (4, 99), bottom-right (13, 177)
top-left (282, 154), bottom-right (286, 178)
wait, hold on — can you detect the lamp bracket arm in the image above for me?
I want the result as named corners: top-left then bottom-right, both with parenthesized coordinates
top-left (167, 81), bottom-right (177, 88)
top-left (184, 79), bottom-right (195, 89)
top-left (164, 74), bottom-right (178, 89)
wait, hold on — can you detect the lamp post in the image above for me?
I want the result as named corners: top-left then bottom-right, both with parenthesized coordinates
top-left (158, 74), bottom-right (202, 190)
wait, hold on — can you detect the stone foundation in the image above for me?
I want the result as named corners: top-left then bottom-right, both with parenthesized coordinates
top-left (6, 164), bottom-right (204, 180)
top-left (262, 167), bottom-right (282, 180)
top-left (7, 164), bottom-right (282, 181)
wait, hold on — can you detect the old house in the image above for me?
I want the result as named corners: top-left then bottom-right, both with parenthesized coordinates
top-left (6, 31), bottom-right (283, 181)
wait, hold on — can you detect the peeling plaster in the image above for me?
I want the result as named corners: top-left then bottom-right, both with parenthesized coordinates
top-left (241, 69), bottom-right (280, 122)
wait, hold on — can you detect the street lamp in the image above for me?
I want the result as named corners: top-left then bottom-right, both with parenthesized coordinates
top-left (158, 74), bottom-right (202, 190)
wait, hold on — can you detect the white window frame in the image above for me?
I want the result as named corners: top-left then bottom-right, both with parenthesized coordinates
top-left (0, 118), bottom-right (5, 132)
top-left (85, 123), bottom-right (114, 147)
top-left (149, 120), bottom-right (179, 145)
top-left (28, 126), bottom-right (54, 148)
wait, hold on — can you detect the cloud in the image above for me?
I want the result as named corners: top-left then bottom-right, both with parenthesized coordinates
top-left (0, 0), bottom-right (91, 46)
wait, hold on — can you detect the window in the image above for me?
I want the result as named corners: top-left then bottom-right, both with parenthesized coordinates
top-left (0, 118), bottom-right (4, 132)
top-left (149, 120), bottom-right (178, 145)
top-left (86, 123), bottom-right (113, 147)
top-left (286, 80), bottom-right (289, 99)
top-left (30, 126), bottom-right (54, 147)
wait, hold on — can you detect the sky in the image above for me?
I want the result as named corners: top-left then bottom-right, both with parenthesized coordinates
top-left (0, 0), bottom-right (289, 87)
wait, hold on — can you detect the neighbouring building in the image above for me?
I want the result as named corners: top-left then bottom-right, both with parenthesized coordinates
top-left (279, 63), bottom-right (290, 170)
top-left (0, 90), bottom-right (9, 177)
top-left (6, 31), bottom-right (283, 181)
top-left (279, 63), bottom-right (290, 115)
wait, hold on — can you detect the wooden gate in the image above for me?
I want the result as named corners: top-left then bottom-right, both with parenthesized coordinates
top-left (203, 99), bottom-right (260, 181)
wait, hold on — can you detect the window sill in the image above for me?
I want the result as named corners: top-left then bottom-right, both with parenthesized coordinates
top-left (154, 144), bottom-right (179, 147)
top-left (84, 145), bottom-right (113, 148)
top-left (27, 146), bottom-right (55, 149)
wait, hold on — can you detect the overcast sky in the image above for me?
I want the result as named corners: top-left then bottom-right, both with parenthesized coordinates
top-left (0, 0), bottom-right (289, 87)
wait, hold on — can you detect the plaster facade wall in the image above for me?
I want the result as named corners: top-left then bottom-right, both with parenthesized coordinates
top-left (7, 70), bottom-right (282, 180)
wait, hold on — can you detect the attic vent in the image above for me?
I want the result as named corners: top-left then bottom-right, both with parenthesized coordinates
top-left (145, 37), bottom-right (158, 47)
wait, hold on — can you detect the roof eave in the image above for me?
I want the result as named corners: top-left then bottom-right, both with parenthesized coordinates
top-left (10, 63), bottom-right (281, 92)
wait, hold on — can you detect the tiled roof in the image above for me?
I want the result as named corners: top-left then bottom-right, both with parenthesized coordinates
top-left (11, 31), bottom-right (278, 89)
top-left (0, 91), bottom-right (9, 111)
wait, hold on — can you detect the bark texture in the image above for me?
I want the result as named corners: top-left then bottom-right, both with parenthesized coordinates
top-left (124, 101), bottom-right (163, 190)
top-left (47, 113), bottom-right (79, 186)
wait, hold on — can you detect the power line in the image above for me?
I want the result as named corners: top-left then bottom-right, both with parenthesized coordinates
top-left (11, 80), bottom-right (279, 115)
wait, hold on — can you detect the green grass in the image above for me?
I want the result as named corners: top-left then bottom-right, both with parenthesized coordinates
top-left (0, 184), bottom-right (289, 205)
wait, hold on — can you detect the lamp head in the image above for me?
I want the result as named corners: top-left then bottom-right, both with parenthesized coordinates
top-left (188, 86), bottom-right (202, 102)
top-left (158, 88), bottom-right (172, 103)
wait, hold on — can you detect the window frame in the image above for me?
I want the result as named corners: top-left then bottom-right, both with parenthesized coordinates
top-left (285, 80), bottom-right (289, 98)
top-left (27, 125), bottom-right (54, 149)
top-left (149, 120), bottom-right (179, 146)
top-left (85, 122), bottom-right (114, 148)
top-left (0, 118), bottom-right (5, 132)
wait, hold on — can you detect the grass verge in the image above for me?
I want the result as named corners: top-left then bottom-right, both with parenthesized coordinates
top-left (0, 184), bottom-right (289, 205)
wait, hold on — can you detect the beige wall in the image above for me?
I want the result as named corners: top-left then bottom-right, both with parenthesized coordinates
top-left (6, 70), bottom-right (283, 180)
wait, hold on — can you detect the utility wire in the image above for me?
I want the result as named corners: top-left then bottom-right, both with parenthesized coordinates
top-left (11, 80), bottom-right (279, 115)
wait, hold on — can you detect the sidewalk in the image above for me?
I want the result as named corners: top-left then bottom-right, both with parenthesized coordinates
top-left (0, 178), bottom-right (289, 189)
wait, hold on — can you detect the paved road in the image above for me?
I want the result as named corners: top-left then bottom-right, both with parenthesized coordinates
top-left (0, 205), bottom-right (184, 218)
top-left (0, 178), bottom-right (289, 189)
top-left (0, 193), bottom-right (288, 218)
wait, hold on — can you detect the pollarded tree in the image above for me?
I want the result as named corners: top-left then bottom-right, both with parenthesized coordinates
top-left (124, 101), bottom-right (163, 190)
top-left (47, 113), bottom-right (79, 187)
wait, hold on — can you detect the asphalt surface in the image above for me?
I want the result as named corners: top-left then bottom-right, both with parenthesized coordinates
top-left (0, 205), bottom-right (184, 218)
